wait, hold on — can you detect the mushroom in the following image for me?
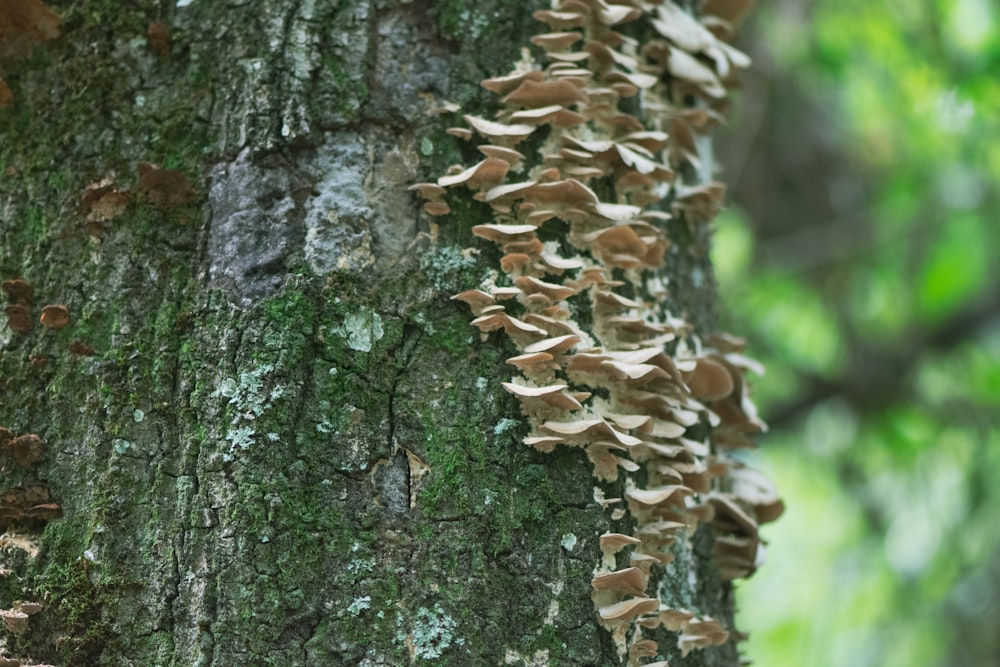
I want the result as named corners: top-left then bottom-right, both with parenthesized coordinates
top-left (542, 418), bottom-right (642, 447)
top-left (502, 78), bottom-right (589, 109)
top-left (629, 638), bottom-right (659, 659)
top-left (532, 9), bottom-right (587, 30)
top-left (598, 597), bottom-right (658, 622)
top-left (438, 158), bottom-right (510, 189)
top-left (626, 485), bottom-right (693, 511)
top-left (3, 304), bottom-right (32, 334)
top-left (478, 145), bottom-right (526, 165)
top-left (4, 434), bottom-right (45, 467)
top-left (464, 115), bottom-right (536, 144)
top-left (136, 162), bottom-right (195, 209)
top-left (0, 609), bottom-right (28, 634)
top-left (682, 357), bottom-right (735, 401)
top-left (502, 381), bottom-right (584, 413)
top-left (15, 602), bottom-right (42, 615)
top-left (599, 532), bottom-right (641, 555)
top-left (678, 616), bottom-right (730, 656)
top-left (480, 69), bottom-right (545, 95)
top-left (39, 304), bottom-right (70, 330)
top-left (1, 279), bottom-right (32, 304)
top-left (591, 567), bottom-right (648, 597)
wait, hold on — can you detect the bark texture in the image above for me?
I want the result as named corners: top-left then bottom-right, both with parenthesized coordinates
top-left (0, 1), bottom-right (736, 665)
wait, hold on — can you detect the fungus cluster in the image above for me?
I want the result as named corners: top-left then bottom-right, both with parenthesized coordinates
top-left (1, 280), bottom-right (33, 335)
top-left (0, 601), bottom-right (43, 636)
top-left (414, 0), bottom-right (782, 662)
top-left (0, 427), bottom-right (62, 667)
top-left (0, 0), bottom-right (60, 110)
top-left (2, 279), bottom-right (72, 337)
top-left (78, 163), bottom-right (194, 238)
top-left (0, 430), bottom-right (57, 659)
top-left (0, 428), bottom-right (60, 534)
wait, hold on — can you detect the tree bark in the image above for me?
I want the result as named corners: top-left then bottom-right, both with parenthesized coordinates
top-left (0, 1), bottom-right (757, 665)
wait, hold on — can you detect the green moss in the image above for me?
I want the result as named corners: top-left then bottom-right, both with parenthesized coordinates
top-left (30, 521), bottom-right (122, 666)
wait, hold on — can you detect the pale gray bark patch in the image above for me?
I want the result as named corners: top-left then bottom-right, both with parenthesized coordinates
top-left (302, 134), bottom-right (376, 274)
top-left (302, 129), bottom-right (419, 274)
top-left (372, 450), bottom-right (410, 516)
top-left (206, 150), bottom-right (299, 304)
top-left (371, 9), bottom-right (451, 122)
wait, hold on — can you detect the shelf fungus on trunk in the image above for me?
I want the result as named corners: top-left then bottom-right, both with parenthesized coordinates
top-left (415, 0), bottom-right (781, 663)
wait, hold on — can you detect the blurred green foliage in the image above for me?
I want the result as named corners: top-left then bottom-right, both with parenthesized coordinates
top-left (713, 1), bottom-right (1000, 665)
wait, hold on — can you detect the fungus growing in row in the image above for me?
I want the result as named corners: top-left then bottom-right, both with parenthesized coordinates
top-left (0, 485), bottom-right (61, 526)
top-left (80, 178), bottom-right (130, 228)
top-left (2, 278), bottom-right (33, 334)
top-left (2, 434), bottom-right (45, 468)
top-left (0, 0), bottom-right (60, 109)
top-left (416, 0), bottom-right (779, 660)
top-left (0, 609), bottom-right (27, 635)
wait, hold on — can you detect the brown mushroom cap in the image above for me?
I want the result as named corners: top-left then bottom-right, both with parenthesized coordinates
top-left (471, 223), bottom-right (538, 243)
top-left (522, 334), bottom-right (580, 356)
top-left (4, 304), bottom-right (33, 334)
top-left (532, 9), bottom-right (587, 30)
top-left (464, 115), bottom-right (536, 143)
top-left (470, 312), bottom-right (547, 339)
top-left (502, 78), bottom-right (589, 109)
top-left (1, 279), bottom-right (32, 304)
top-left (505, 351), bottom-right (556, 373)
top-left (683, 357), bottom-right (735, 401)
top-left (659, 607), bottom-right (694, 632)
top-left (523, 435), bottom-right (565, 452)
top-left (598, 597), bottom-right (659, 622)
top-left (510, 105), bottom-right (586, 127)
top-left (15, 601), bottom-right (42, 615)
top-left (591, 567), bottom-right (648, 596)
top-left (626, 485), bottom-right (693, 509)
top-left (515, 276), bottom-right (576, 302)
top-left (728, 465), bottom-right (785, 523)
top-left (137, 162), bottom-right (195, 209)
top-left (629, 638), bottom-right (659, 658)
top-left (5, 434), bottom-right (45, 467)
top-left (531, 31), bottom-right (583, 52)
top-left (480, 69), bottom-right (545, 95)
top-left (542, 418), bottom-right (642, 447)
top-left (446, 127), bottom-right (473, 141)
top-left (39, 304), bottom-right (70, 330)
top-left (408, 182), bottom-right (446, 200)
top-left (600, 532), bottom-right (641, 554)
top-left (478, 145), bottom-right (526, 165)
top-left (438, 158), bottom-right (511, 189)
top-left (502, 382), bottom-right (584, 412)
top-left (0, 609), bottom-right (28, 634)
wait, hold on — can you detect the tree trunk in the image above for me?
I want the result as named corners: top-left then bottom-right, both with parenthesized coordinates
top-left (0, 1), bottom-right (770, 665)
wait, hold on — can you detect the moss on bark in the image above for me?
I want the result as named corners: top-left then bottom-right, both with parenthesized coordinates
top-left (0, 0), bottom-right (741, 665)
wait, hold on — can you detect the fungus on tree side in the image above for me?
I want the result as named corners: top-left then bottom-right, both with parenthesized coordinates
top-left (136, 162), bottom-right (195, 209)
top-left (0, 0), bottom-right (60, 110)
top-left (38, 304), bottom-right (69, 330)
top-left (413, 0), bottom-right (780, 662)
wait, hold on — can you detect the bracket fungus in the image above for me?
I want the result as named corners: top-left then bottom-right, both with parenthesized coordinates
top-left (2, 278), bottom-right (33, 334)
top-left (0, 427), bottom-right (61, 531)
top-left (0, 0), bottom-right (60, 110)
top-left (2, 433), bottom-right (45, 468)
top-left (415, 0), bottom-right (780, 662)
top-left (136, 162), bottom-right (195, 209)
top-left (38, 304), bottom-right (69, 330)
